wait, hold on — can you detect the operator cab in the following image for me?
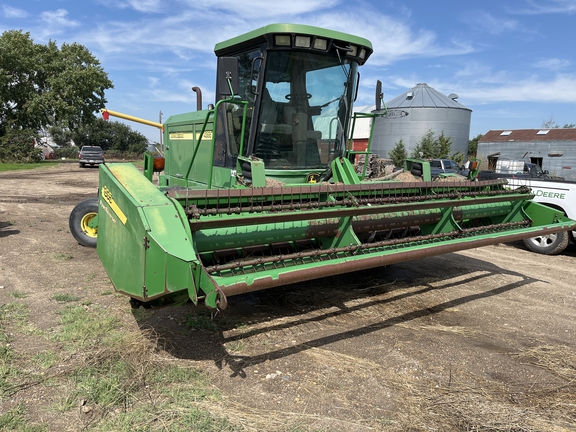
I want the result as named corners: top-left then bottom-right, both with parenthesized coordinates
top-left (214, 24), bottom-right (372, 183)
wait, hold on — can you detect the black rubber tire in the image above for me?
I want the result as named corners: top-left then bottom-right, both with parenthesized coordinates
top-left (69, 198), bottom-right (98, 248)
top-left (523, 231), bottom-right (569, 255)
top-left (570, 231), bottom-right (576, 245)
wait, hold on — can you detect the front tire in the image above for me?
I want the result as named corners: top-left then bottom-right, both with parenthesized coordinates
top-left (69, 198), bottom-right (98, 248)
top-left (523, 231), bottom-right (569, 255)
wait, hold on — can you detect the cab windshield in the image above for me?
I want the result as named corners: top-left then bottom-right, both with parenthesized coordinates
top-left (253, 50), bottom-right (358, 169)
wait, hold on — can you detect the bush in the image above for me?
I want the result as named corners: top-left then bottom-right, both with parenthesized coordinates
top-left (0, 125), bottom-right (42, 163)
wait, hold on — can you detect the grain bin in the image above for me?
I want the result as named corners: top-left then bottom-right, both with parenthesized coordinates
top-left (371, 83), bottom-right (471, 158)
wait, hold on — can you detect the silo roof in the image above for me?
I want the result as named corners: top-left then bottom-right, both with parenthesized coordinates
top-left (386, 83), bottom-right (471, 110)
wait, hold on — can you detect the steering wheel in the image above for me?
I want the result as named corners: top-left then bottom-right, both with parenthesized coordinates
top-left (285, 93), bottom-right (312, 100)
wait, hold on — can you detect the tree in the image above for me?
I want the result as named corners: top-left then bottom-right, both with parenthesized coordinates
top-left (0, 122), bottom-right (40, 163)
top-left (68, 118), bottom-right (148, 154)
top-left (541, 116), bottom-right (576, 128)
top-left (436, 131), bottom-right (452, 159)
top-left (410, 130), bottom-right (453, 159)
top-left (389, 138), bottom-right (407, 167)
top-left (0, 30), bottom-right (113, 138)
top-left (468, 133), bottom-right (482, 158)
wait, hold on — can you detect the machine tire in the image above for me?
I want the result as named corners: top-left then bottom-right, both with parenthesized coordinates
top-left (69, 198), bottom-right (98, 248)
top-left (523, 231), bottom-right (569, 255)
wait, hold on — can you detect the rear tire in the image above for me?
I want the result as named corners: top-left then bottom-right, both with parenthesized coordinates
top-left (523, 231), bottom-right (569, 255)
top-left (69, 198), bottom-right (98, 248)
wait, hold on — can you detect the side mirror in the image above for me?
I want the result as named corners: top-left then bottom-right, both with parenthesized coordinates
top-left (218, 57), bottom-right (239, 96)
top-left (375, 80), bottom-right (383, 111)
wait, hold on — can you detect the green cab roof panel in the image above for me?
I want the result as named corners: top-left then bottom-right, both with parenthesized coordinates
top-left (214, 23), bottom-right (373, 64)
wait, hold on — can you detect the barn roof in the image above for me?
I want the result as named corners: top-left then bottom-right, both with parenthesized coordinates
top-left (480, 129), bottom-right (576, 143)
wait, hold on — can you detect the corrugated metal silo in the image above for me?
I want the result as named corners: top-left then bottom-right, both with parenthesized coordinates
top-left (371, 83), bottom-right (472, 158)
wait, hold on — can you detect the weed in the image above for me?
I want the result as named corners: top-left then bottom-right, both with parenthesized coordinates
top-left (227, 340), bottom-right (245, 353)
top-left (0, 404), bottom-right (26, 429)
top-left (11, 291), bottom-right (28, 299)
top-left (32, 350), bottom-right (59, 369)
top-left (53, 253), bottom-right (73, 261)
top-left (185, 311), bottom-right (218, 332)
top-left (0, 344), bottom-right (14, 362)
top-left (52, 394), bottom-right (77, 413)
top-left (52, 293), bottom-right (80, 303)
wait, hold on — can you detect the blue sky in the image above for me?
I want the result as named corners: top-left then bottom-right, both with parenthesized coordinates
top-left (2, 0), bottom-right (576, 143)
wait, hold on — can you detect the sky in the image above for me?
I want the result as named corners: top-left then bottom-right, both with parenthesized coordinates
top-left (2, 0), bottom-right (576, 143)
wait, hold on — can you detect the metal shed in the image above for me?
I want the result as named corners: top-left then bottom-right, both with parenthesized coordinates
top-left (478, 129), bottom-right (576, 180)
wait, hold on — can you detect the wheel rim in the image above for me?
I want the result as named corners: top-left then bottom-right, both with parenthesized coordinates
top-left (80, 212), bottom-right (98, 238)
top-left (528, 233), bottom-right (556, 247)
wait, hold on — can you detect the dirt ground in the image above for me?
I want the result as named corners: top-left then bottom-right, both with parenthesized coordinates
top-left (1, 163), bottom-right (576, 431)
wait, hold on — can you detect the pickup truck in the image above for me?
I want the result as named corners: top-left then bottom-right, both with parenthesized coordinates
top-left (78, 146), bottom-right (105, 168)
top-left (478, 162), bottom-right (555, 181)
top-left (507, 178), bottom-right (576, 254)
top-left (428, 159), bottom-right (467, 178)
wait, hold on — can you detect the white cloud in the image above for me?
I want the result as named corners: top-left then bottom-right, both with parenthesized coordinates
top-left (3, 5), bottom-right (28, 18)
top-left (40, 9), bottom-right (80, 38)
top-left (450, 74), bottom-right (576, 104)
top-left (532, 58), bottom-right (571, 70)
top-left (463, 11), bottom-right (519, 35)
top-left (515, 0), bottom-right (576, 14)
top-left (179, 0), bottom-right (341, 18)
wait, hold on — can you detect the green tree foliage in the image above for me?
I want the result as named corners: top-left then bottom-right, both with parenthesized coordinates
top-left (0, 122), bottom-right (41, 162)
top-left (69, 118), bottom-right (148, 154)
top-left (0, 30), bottom-right (113, 140)
top-left (389, 138), bottom-right (407, 167)
top-left (410, 130), bottom-right (453, 159)
top-left (468, 133), bottom-right (482, 158)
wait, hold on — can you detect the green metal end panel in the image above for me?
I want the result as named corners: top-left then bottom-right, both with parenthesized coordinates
top-left (97, 163), bottom-right (199, 302)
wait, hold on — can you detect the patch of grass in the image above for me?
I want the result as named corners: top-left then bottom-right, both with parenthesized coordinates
top-left (0, 404), bottom-right (26, 429)
top-left (71, 359), bottom-right (137, 409)
top-left (1, 344), bottom-right (15, 362)
top-left (227, 341), bottom-right (245, 353)
top-left (53, 253), bottom-right (73, 261)
top-left (32, 350), bottom-right (59, 369)
top-left (177, 406), bottom-right (239, 431)
top-left (130, 308), bottom-right (153, 323)
top-left (185, 311), bottom-right (218, 332)
top-left (11, 291), bottom-right (28, 299)
top-left (149, 364), bottom-right (207, 387)
top-left (51, 305), bottom-right (119, 349)
top-left (0, 303), bottom-right (39, 336)
top-left (52, 293), bottom-right (80, 303)
top-left (0, 347), bottom-right (21, 398)
top-left (0, 162), bottom-right (59, 172)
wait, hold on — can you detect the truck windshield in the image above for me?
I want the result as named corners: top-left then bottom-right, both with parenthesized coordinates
top-left (253, 50), bottom-right (358, 169)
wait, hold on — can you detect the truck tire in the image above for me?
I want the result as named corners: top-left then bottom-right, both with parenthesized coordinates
top-left (522, 231), bottom-right (569, 255)
top-left (69, 198), bottom-right (98, 248)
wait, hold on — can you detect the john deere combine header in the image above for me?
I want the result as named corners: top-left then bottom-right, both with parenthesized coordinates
top-left (70, 23), bottom-right (575, 309)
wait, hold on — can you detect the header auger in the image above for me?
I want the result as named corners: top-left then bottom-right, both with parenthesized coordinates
top-left (70, 23), bottom-right (576, 310)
